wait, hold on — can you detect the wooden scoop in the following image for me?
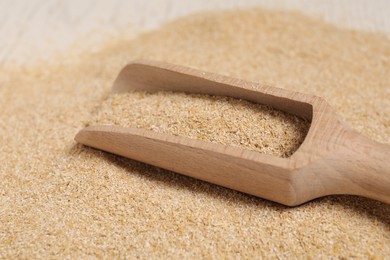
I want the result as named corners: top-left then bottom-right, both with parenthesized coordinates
top-left (75, 60), bottom-right (390, 206)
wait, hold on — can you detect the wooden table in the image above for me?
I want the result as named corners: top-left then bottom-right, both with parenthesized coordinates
top-left (1, 0), bottom-right (390, 67)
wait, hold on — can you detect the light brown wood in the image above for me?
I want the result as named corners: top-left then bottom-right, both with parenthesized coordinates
top-left (75, 60), bottom-right (390, 206)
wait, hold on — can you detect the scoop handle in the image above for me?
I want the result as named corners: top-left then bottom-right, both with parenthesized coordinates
top-left (332, 130), bottom-right (390, 203)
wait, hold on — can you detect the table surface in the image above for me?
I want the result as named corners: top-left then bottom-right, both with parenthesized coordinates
top-left (1, 0), bottom-right (390, 66)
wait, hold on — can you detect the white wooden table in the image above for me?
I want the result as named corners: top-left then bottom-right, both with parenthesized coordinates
top-left (1, 0), bottom-right (389, 66)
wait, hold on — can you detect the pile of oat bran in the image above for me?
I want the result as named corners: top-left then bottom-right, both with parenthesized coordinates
top-left (0, 9), bottom-right (389, 258)
top-left (95, 91), bottom-right (310, 158)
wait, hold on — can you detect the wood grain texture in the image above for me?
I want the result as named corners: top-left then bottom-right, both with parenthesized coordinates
top-left (1, 0), bottom-right (390, 66)
top-left (75, 60), bottom-right (390, 206)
